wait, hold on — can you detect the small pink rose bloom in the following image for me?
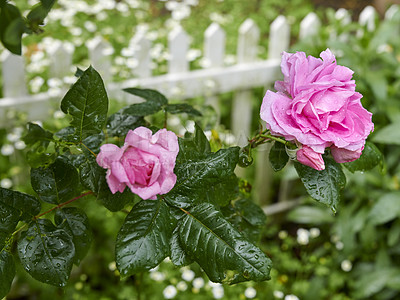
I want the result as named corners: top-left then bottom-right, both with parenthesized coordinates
top-left (296, 145), bottom-right (325, 171)
top-left (96, 127), bottom-right (179, 200)
top-left (260, 49), bottom-right (374, 170)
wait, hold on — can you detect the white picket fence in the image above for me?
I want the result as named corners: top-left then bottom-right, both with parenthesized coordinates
top-left (0, 5), bottom-right (397, 206)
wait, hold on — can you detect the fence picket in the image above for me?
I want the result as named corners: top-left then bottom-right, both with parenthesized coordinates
top-left (204, 22), bottom-right (226, 120)
top-left (359, 6), bottom-right (377, 32)
top-left (1, 51), bottom-right (28, 98)
top-left (168, 25), bottom-right (189, 74)
top-left (268, 15), bottom-right (290, 60)
top-left (87, 37), bottom-right (113, 82)
top-left (299, 12), bottom-right (321, 40)
top-left (130, 30), bottom-right (152, 78)
top-left (48, 42), bottom-right (74, 79)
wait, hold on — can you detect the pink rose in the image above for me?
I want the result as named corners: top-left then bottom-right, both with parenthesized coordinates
top-left (96, 127), bottom-right (179, 200)
top-left (296, 145), bottom-right (325, 171)
top-left (260, 49), bottom-right (373, 170)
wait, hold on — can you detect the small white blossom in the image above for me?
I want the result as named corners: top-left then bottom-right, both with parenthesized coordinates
top-left (212, 285), bottom-right (224, 299)
top-left (163, 285), bottom-right (177, 299)
top-left (176, 281), bottom-right (187, 291)
top-left (108, 261), bottom-right (116, 271)
top-left (1, 144), bottom-right (14, 156)
top-left (335, 241), bottom-right (344, 250)
top-left (0, 178), bottom-right (13, 189)
top-left (150, 271), bottom-right (165, 282)
top-left (244, 286), bottom-right (257, 298)
top-left (14, 141), bottom-right (26, 150)
top-left (296, 228), bottom-right (310, 245)
top-left (181, 268), bottom-right (195, 282)
top-left (309, 227), bottom-right (320, 238)
top-left (341, 260), bottom-right (352, 272)
top-left (273, 290), bottom-right (284, 299)
top-left (192, 277), bottom-right (204, 289)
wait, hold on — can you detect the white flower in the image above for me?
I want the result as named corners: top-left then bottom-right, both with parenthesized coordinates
top-left (192, 277), bottom-right (204, 289)
top-left (108, 261), bottom-right (116, 271)
top-left (309, 228), bottom-right (320, 238)
top-left (181, 268), bottom-right (195, 282)
top-left (187, 49), bottom-right (201, 61)
top-left (70, 27), bottom-right (83, 36)
top-left (163, 285), bottom-right (177, 299)
top-left (341, 260), bottom-right (352, 272)
top-left (284, 295), bottom-right (300, 300)
top-left (335, 241), bottom-right (344, 250)
top-left (176, 281), bottom-right (187, 291)
top-left (1, 144), bottom-right (14, 156)
top-left (150, 271), bottom-right (165, 282)
top-left (48, 78), bottom-right (62, 88)
top-left (273, 290), bottom-right (284, 299)
top-left (84, 21), bottom-right (97, 33)
top-left (244, 287), bottom-right (257, 298)
top-left (14, 141), bottom-right (26, 150)
top-left (296, 228), bottom-right (310, 245)
top-left (212, 285), bottom-right (224, 299)
top-left (0, 178), bottom-right (13, 189)
top-left (29, 76), bottom-right (45, 93)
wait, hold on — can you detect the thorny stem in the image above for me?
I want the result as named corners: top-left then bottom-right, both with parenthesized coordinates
top-left (34, 191), bottom-right (94, 220)
top-left (81, 142), bottom-right (97, 158)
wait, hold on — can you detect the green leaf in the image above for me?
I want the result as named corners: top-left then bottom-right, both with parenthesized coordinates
top-left (116, 200), bottom-right (175, 277)
top-left (167, 147), bottom-right (239, 208)
top-left (31, 157), bottom-right (79, 204)
top-left (54, 207), bottom-right (92, 265)
top-left (23, 122), bottom-right (54, 147)
top-left (343, 142), bottom-right (383, 172)
top-left (165, 103), bottom-right (202, 116)
top-left (106, 108), bottom-right (147, 137)
top-left (372, 122), bottom-right (400, 145)
top-left (353, 268), bottom-right (400, 299)
top-left (294, 157), bottom-right (346, 212)
top-left (0, 250), bottom-right (15, 298)
top-left (96, 175), bottom-right (134, 212)
top-left (269, 142), bottom-right (289, 171)
top-left (179, 203), bottom-right (272, 284)
top-left (170, 227), bottom-right (193, 267)
top-left (60, 66), bottom-right (109, 142)
top-left (0, 3), bottom-right (25, 55)
top-left (286, 205), bottom-right (335, 224)
top-left (368, 192), bottom-right (400, 225)
top-left (123, 88), bottom-right (168, 116)
top-left (79, 155), bottom-right (104, 192)
top-left (0, 188), bottom-right (41, 222)
top-left (39, 0), bottom-right (56, 9)
top-left (17, 219), bottom-right (75, 287)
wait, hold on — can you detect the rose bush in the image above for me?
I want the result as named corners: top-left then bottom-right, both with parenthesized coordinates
top-left (260, 49), bottom-right (374, 170)
top-left (96, 127), bottom-right (179, 200)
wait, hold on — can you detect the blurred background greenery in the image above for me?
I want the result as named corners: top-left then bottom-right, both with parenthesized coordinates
top-left (2, 0), bottom-right (400, 299)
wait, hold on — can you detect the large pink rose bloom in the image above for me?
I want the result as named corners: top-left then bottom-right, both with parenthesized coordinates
top-left (260, 49), bottom-right (373, 170)
top-left (96, 127), bottom-right (179, 200)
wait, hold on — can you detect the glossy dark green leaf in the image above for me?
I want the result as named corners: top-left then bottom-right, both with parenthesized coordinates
top-left (176, 123), bottom-right (211, 162)
top-left (0, 250), bottom-right (15, 298)
top-left (3, 17), bottom-right (27, 46)
top-left (179, 203), bottom-right (272, 284)
top-left (17, 219), bottom-right (75, 287)
top-left (193, 122), bottom-right (211, 154)
top-left (123, 88), bottom-right (168, 116)
top-left (106, 108), bottom-right (147, 137)
top-left (165, 103), bottom-right (202, 116)
top-left (221, 198), bottom-right (266, 243)
top-left (294, 157), bottom-right (346, 213)
top-left (116, 200), bottom-right (175, 277)
top-left (39, 0), bottom-right (56, 9)
top-left (343, 142), bottom-right (383, 172)
top-left (286, 206), bottom-right (335, 224)
top-left (166, 147), bottom-right (239, 208)
top-left (0, 3), bottom-right (25, 55)
top-left (31, 157), bottom-right (79, 204)
top-left (60, 66), bottom-right (109, 141)
top-left (79, 155), bottom-right (104, 192)
top-left (269, 142), bottom-right (289, 171)
top-left (0, 188), bottom-right (41, 222)
top-left (368, 192), bottom-right (400, 225)
top-left (170, 226), bottom-right (193, 267)
top-left (23, 122), bottom-right (54, 147)
top-left (54, 207), bottom-right (92, 264)
top-left (96, 175), bottom-right (134, 211)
